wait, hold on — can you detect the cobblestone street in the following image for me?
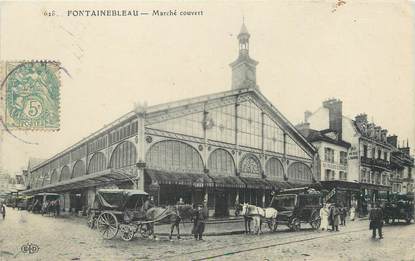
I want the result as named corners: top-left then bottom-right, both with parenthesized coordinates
top-left (1, 207), bottom-right (414, 260)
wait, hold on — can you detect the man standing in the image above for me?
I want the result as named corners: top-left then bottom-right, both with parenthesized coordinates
top-left (369, 202), bottom-right (384, 239)
top-left (329, 204), bottom-right (340, 232)
top-left (192, 204), bottom-right (208, 240)
top-left (1, 202), bottom-right (5, 220)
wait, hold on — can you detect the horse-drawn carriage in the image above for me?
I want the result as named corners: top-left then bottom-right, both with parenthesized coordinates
top-left (269, 187), bottom-right (322, 231)
top-left (382, 192), bottom-right (414, 225)
top-left (30, 193), bottom-right (60, 215)
top-left (87, 189), bottom-right (194, 241)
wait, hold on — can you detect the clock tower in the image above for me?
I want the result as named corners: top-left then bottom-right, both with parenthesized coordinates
top-left (230, 21), bottom-right (259, 90)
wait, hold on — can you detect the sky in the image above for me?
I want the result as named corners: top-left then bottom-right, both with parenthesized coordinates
top-left (0, 1), bottom-right (414, 174)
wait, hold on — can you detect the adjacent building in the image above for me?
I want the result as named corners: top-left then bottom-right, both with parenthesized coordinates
top-left (387, 137), bottom-right (414, 193)
top-left (302, 99), bottom-right (396, 214)
top-left (23, 23), bottom-right (319, 217)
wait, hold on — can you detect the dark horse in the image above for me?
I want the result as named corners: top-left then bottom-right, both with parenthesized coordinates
top-left (145, 204), bottom-right (195, 240)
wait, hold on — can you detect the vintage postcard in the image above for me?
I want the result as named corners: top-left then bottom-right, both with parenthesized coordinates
top-left (0, 1), bottom-right (414, 260)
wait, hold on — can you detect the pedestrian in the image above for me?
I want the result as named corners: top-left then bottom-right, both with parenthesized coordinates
top-left (340, 205), bottom-right (347, 226)
top-left (192, 204), bottom-right (208, 240)
top-left (329, 203), bottom-right (340, 232)
top-left (1, 201), bottom-right (5, 220)
top-left (143, 196), bottom-right (155, 212)
top-left (319, 203), bottom-right (329, 231)
top-left (55, 199), bottom-right (60, 217)
top-left (350, 205), bottom-right (356, 221)
top-left (369, 202), bottom-right (383, 239)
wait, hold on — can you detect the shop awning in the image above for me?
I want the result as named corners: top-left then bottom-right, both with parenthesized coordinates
top-left (208, 175), bottom-right (246, 189)
top-left (22, 168), bottom-right (134, 195)
top-left (239, 177), bottom-right (273, 190)
top-left (145, 169), bottom-right (214, 188)
top-left (265, 179), bottom-right (292, 190)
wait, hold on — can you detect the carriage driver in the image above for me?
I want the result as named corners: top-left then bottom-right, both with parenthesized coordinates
top-left (143, 195), bottom-right (155, 212)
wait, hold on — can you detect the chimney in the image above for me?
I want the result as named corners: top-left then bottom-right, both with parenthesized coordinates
top-left (322, 99), bottom-right (343, 139)
top-left (304, 110), bottom-right (312, 123)
top-left (374, 126), bottom-right (381, 140)
top-left (381, 129), bottom-right (388, 142)
top-left (387, 135), bottom-right (398, 148)
top-left (367, 123), bottom-right (375, 138)
top-left (400, 147), bottom-right (410, 155)
top-left (296, 122), bottom-right (311, 137)
top-left (355, 113), bottom-right (368, 124)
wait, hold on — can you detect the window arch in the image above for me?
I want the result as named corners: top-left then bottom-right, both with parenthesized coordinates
top-left (287, 162), bottom-right (312, 182)
top-left (265, 157), bottom-right (284, 179)
top-left (240, 154), bottom-right (261, 175)
top-left (146, 140), bottom-right (204, 173)
top-left (60, 166), bottom-right (71, 181)
top-left (207, 149), bottom-right (235, 176)
top-left (50, 170), bottom-right (60, 184)
top-left (72, 160), bottom-right (85, 178)
top-left (109, 141), bottom-right (137, 169)
top-left (88, 152), bottom-right (107, 174)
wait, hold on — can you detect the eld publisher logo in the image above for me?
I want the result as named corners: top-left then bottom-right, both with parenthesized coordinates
top-left (21, 243), bottom-right (40, 254)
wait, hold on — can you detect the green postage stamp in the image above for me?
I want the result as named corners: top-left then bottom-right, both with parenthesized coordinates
top-left (1, 61), bottom-right (60, 130)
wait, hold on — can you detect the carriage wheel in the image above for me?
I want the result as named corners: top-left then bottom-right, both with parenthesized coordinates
top-left (87, 213), bottom-right (96, 229)
top-left (120, 225), bottom-right (135, 241)
top-left (97, 212), bottom-right (119, 239)
top-left (290, 218), bottom-right (301, 231)
top-left (310, 212), bottom-right (321, 230)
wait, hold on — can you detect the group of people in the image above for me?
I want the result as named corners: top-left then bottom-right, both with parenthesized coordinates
top-left (320, 201), bottom-right (384, 239)
top-left (319, 203), bottom-right (355, 232)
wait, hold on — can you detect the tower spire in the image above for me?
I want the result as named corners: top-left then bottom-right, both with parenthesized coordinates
top-left (230, 20), bottom-right (258, 90)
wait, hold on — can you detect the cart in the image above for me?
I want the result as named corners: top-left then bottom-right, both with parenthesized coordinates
top-left (383, 192), bottom-right (414, 225)
top-left (269, 187), bottom-right (322, 231)
top-left (87, 189), bottom-right (166, 241)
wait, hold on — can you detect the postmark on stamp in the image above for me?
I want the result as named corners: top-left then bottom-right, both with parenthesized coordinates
top-left (1, 61), bottom-right (60, 130)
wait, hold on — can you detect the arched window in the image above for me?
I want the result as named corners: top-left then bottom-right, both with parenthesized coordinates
top-left (88, 152), bottom-right (107, 173)
top-left (265, 157), bottom-right (284, 179)
top-left (72, 160), bottom-right (85, 178)
top-left (146, 140), bottom-right (203, 173)
top-left (109, 141), bottom-right (137, 169)
top-left (207, 149), bottom-right (235, 176)
top-left (287, 162), bottom-right (312, 182)
top-left (50, 170), bottom-right (60, 184)
top-left (240, 154), bottom-right (261, 175)
top-left (60, 166), bottom-right (71, 181)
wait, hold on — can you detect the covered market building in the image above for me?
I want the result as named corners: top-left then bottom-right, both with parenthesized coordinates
top-left (23, 22), bottom-right (319, 217)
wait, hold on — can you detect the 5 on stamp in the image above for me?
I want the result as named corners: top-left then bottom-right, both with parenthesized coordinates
top-left (1, 61), bottom-right (60, 130)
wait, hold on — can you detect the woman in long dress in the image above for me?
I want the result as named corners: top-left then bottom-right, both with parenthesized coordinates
top-left (350, 205), bottom-right (356, 221)
top-left (319, 204), bottom-right (329, 231)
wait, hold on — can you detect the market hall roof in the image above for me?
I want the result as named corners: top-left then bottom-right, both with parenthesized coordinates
top-left (30, 87), bottom-right (317, 172)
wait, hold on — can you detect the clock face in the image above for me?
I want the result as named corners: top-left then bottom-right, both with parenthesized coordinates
top-left (246, 69), bottom-right (255, 81)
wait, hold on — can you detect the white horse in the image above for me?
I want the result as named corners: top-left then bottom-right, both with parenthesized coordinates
top-left (241, 203), bottom-right (278, 235)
